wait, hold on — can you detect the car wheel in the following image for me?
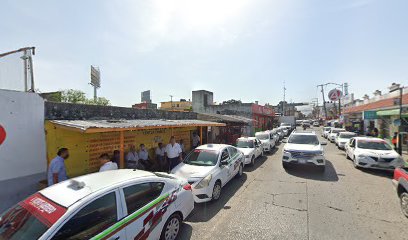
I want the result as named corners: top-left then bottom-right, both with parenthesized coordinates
top-left (160, 213), bottom-right (181, 240)
top-left (212, 181), bottom-right (222, 201)
top-left (346, 152), bottom-right (351, 160)
top-left (282, 162), bottom-right (290, 169)
top-left (236, 164), bottom-right (243, 178)
top-left (400, 192), bottom-right (408, 218)
top-left (251, 156), bottom-right (255, 166)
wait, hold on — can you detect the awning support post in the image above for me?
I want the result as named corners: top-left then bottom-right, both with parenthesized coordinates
top-left (200, 126), bottom-right (203, 145)
top-left (120, 131), bottom-right (125, 168)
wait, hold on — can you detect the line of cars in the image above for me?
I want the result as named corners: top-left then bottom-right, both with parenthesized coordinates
top-left (322, 126), bottom-right (408, 218)
top-left (0, 125), bottom-right (293, 240)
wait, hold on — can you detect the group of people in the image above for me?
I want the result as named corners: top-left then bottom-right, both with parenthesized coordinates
top-left (47, 134), bottom-right (201, 186)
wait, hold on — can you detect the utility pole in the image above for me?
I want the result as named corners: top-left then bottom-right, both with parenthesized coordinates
top-left (283, 81), bottom-right (286, 115)
top-left (170, 95), bottom-right (174, 111)
top-left (317, 84), bottom-right (328, 119)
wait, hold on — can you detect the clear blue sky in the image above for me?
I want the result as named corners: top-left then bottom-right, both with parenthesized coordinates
top-left (1, 0), bottom-right (407, 107)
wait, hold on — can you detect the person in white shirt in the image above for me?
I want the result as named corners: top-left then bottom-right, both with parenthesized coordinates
top-left (165, 136), bottom-right (183, 172)
top-left (138, 144), bottom-right (151, 170)
top-left (155, 142), bottom-right (166, 171)
top-left (99, 153), bottom-right (118, 172)
top-left (192, 132), bottom-right (200, 148)
top-left (126, 144), bottom-right (139, 169)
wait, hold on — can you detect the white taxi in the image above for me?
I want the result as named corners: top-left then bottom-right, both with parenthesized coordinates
top-left (345, 137), bottom-right (405, 170)
top-left (236, 137), bottom-right (263, 166)
top-left (171, 144), bottom-right (244, 203)
top-left (0, 170), bottom-right (194, 240)
top-left (255, 131), bottom-right (275, 152)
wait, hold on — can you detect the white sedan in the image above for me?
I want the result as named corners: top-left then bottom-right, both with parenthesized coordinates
top-left (0, 170), bottom-right (194, 240)
top-left (236, 137), bottom-right (263, 166)
top-left (345, 137), bottom-right (405, 170)
top-left (328, 128), bottom-right (346, 142)
top-left (171, 144), bottom-right (244, 203)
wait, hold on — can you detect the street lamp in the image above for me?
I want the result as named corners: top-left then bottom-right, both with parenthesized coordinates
top-left (389, 83), bottom-right (404, 155)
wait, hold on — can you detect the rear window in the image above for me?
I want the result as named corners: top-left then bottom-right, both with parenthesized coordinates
top-left (0, 193), bottom-right (66, 240)
top-left (237, 140), bottom-right (254, 148)
top-left (255, 133), bottom-right (269, 140)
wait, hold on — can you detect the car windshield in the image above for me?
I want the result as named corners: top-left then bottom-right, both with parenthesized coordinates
top-left (0, 194), bottom-right (65, 240)
top-left (357, 140), bottom-right (393, 150)
top-left (324, 127), bottom-right (331, 131)
top-left (237, 140), bottom-right (254, 148)
top-left (281, 123), bottom-right (291, 126)
top-left (339, 133), bottom-right (356, 139)
top-left (331, 129), bottom-right (345, 134)
top-left (256, 133), bottom-right (269, 140)
top-left (184, 149), bottom-right (218, 166)
top-left (288, 135), bottom-right (319, 145)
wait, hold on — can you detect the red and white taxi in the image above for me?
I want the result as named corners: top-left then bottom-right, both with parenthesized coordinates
top-left (0, 170), bottom-right (194, 240)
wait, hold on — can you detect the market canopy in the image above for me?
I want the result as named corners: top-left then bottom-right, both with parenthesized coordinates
top-left (50, 119), bottom-right (226, 133)
top-left (197, 113), bottom-right (254, 124)
top-left (376, 109), bottom-right (400, 116)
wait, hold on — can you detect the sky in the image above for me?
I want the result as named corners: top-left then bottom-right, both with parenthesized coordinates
top-left (1, 0), bottom-right (408, 107)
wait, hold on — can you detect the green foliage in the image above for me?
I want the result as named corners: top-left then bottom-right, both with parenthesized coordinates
top-left (61, 89), bottom-right (110, 106)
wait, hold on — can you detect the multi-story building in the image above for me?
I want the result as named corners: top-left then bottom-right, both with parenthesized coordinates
top-left (160, 99), bottom-right (192, 112)
top-left (192, 90), bottom-right (275, 134)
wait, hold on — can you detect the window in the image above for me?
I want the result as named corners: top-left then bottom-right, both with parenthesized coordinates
top-left (221, 149), bottom-right (230, 161)
top-left (123, 182), bottom-right (164, 215)
top-left (52, 192), bottom-right (117, 240)
top-left (184, 149), bottom-right (218, 166)
top-left (228, 147), bottom-right (238, 157)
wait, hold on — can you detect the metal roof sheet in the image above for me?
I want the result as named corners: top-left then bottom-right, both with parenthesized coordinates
top-left (197, 113), bottom-right (253, 124)
top-left (50, 119), bottom-right (225, 133)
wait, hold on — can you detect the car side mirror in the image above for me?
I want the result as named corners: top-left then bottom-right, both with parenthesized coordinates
top-left (320, 141), bottom-right (327, 145)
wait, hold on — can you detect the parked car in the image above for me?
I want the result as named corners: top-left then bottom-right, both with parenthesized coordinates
top-left (282, 131), bottom-right (327, 171)
top-left (255, 131), bottom-right (275, 152)
top-left (269, 129), bottom-right (280, 144)
top-left (328, 128), bottom-right (346, 142)
top-left (335, 132), bottom-right (357, 149)
top-left (275, 128), bottom-right (284, 141)
top-left (0, 169), bottom-right (194, 240)
top-left (296, 120), bottom-right (303, 126)
top-left (322, 127), bottom-right (332, 138)
top-left (392, 167), bottom-right (408, 218)
top-left (345, 137), bottom-right (405, 170)
top-left (171, 144), bottom-right (244, 203)
top-left (236, 137), bottom-right (263, 166)
top-left (313, 121), bottom-right (320, 127)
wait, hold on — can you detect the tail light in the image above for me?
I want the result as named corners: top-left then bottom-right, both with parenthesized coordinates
top-left (183, 184), bottom-right (192, 191)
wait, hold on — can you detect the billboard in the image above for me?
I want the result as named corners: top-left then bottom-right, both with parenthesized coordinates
top-left (90, 65), bottom-right (100, 88)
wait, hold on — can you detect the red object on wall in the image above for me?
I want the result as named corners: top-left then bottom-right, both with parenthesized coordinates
top-left (0, 124), bottom-right (6, 145)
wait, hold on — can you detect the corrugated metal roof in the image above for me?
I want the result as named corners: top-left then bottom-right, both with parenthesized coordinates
top-left (50, 119), bottom-right (225, 133)
top-left (197, 113), bottom-right (253, 124)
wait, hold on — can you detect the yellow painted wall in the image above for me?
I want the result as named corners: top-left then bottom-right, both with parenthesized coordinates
top-left (45, 121), bottom-right (196, 178)
top-left (160, 101), bottom-right (192, 111)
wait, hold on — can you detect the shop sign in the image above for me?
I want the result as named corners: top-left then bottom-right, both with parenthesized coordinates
top-left (363, 111), bottom-right (378, 120)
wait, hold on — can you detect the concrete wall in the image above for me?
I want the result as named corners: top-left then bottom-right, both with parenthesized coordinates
top-left (0, 89), bottom-right (46, 212)
top-left (192, 90), bottom-right (214, 113)
top-left (45, 102), bottom-right (197, 120)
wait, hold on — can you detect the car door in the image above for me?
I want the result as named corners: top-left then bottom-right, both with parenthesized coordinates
top-left (347, 139), bottom-right (355, 158)
top-left (255, 140), bottom-right (262, 157)
top-left (50, 190), bottom-right (124, 240)
top-left (120, 181), bottom-right (168, 240)
top-left (228, 147), bottom-right (241, 179)
top-left (219, 148), bottom-right (232, 184)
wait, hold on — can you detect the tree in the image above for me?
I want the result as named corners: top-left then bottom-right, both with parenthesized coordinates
top-left (61, 89), bottom-right (87, 104)
top-left (61, 89), bottom-right (110, 106)
top-left (222, 99), bottom-right (242, 105)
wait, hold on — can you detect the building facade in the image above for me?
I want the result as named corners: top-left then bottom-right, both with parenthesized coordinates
top-left (160, 99), bottom-right (192, 112)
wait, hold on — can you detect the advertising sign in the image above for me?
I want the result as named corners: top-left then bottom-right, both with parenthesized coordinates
top-left (328, 89), bottom-right (343, 101)
top-left (363, 111), bottom-right (378, 120)
top-left (90, 65), bottom-right (101, 88)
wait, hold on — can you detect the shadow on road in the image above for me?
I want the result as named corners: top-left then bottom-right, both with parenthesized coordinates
top-left (178, 222), bottom-right (193, 240)
top-left (358, 168), bottom-right (394, 179)
top-left (244, 147), bottom-right (279, 172)
top-left (284, 160), bottom-right (339, 182)
top-left (186, 173), bottom-right (247, 223)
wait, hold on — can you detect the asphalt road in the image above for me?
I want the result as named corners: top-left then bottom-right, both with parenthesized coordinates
top-left (179, 128), bottom-right (408, 240)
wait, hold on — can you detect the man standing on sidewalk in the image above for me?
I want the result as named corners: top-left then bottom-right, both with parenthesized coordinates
top-left (48, 148), bottom-right (69, 186)
top-left (165, 136), bottom-right (183, 172)
top-left (192, 132), bottom-right (200, 148)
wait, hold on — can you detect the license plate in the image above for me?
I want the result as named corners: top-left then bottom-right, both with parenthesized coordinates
top-left (298, 159), bottom-right (306, 164)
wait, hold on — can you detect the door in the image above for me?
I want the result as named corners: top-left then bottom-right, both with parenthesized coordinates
top-left (121, 182), bottom-right (168, 240)
top-left (50, 190), bottom-right (124, 240)
top-left (227, 147), bottom-right (240, 179)
top-left (348, 139), bottom-right (356, 158)
top-left (219, 148), bottom-right (232, 184)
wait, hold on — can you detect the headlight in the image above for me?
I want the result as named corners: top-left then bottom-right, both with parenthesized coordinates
top-left (283, 150), bottom-right (291, 155)
top-left (316, 151), bottom-right (323, 156)
top-left (356, 155), bottom-right (369, 159)
top-left (195, 174), bottom-right (212, 189)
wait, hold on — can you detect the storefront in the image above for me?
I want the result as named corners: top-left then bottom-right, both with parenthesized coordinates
top-left (252, 105), bottom-right (275, 132)
top-left (45, 119), bottom-right (225, 178)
